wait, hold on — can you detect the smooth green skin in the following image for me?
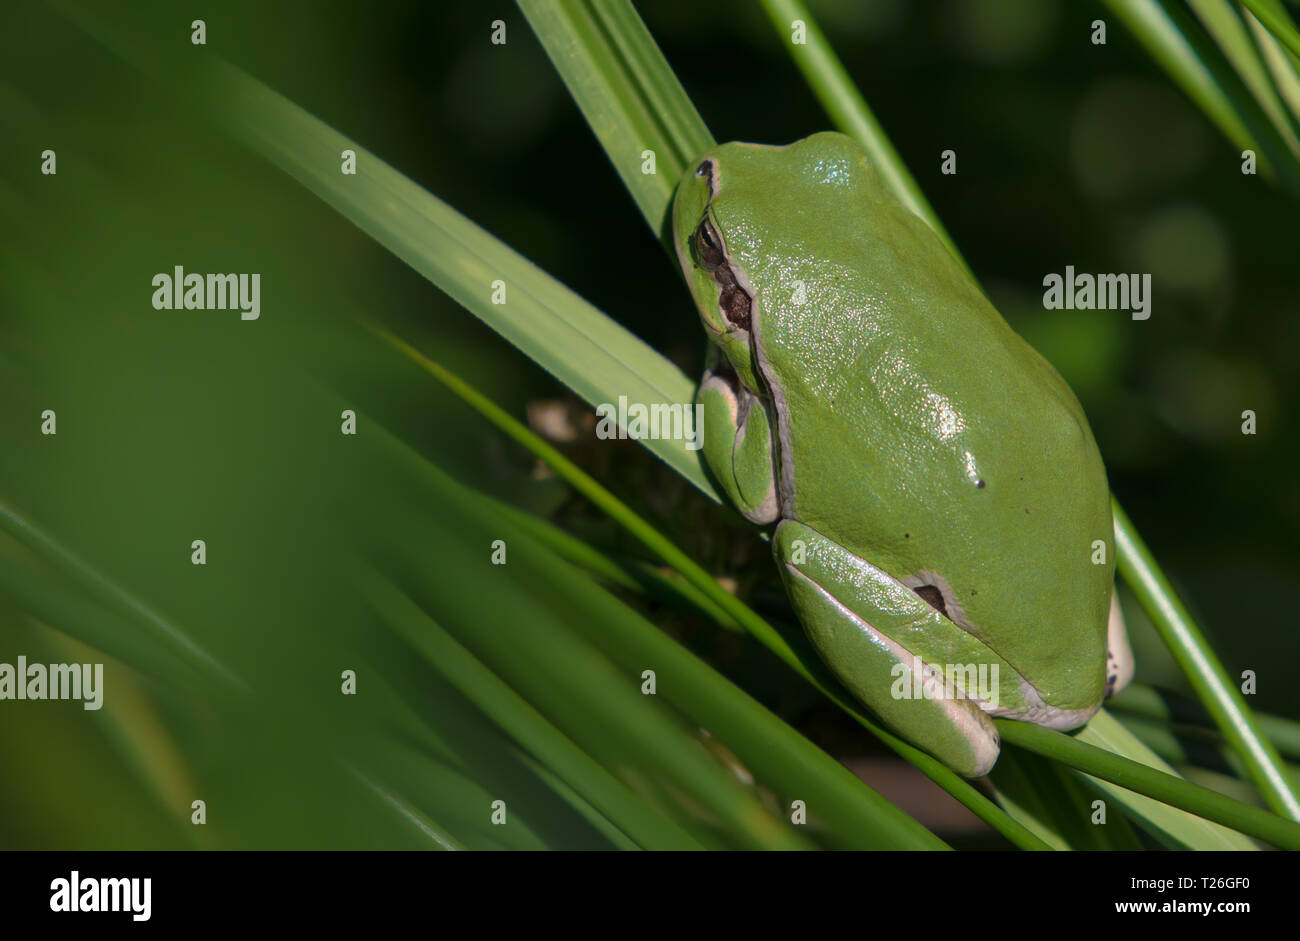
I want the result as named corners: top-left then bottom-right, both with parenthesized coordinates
top-left (673, 132), bottom-right (1118, 777)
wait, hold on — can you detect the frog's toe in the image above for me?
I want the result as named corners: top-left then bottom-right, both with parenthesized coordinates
top-left (1105, 589), bottom-right (1135, 698)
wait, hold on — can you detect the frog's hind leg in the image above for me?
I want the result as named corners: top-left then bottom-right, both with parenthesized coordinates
top-left (1105, 589), bottom-right (1136, 698)
top-left (772, 519), bottom-right (1001, 777)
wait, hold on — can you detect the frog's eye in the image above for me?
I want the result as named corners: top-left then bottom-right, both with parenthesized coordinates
top-left (695, 159), bottom-right (713, 179)
top-left (692, 218), bottom-right (726, 270)
top-left (691, 215), bottom-right (752, 331)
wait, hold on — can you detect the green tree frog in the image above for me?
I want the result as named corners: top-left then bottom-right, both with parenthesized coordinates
top-left (673, 132), bottom-right (1134, 777)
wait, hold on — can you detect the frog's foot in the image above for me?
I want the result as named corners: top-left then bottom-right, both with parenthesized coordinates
top-left (773, 520), bottom-right (1001, 777)
top-left (978, 681), bottom-right (1100, 729)
top-left (1105, 589), bottom-right (1135, 698)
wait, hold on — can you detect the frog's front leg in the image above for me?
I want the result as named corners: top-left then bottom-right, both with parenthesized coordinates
top-left (697, 346), bottom-right (780, 524)
top-left (773, 519), bottom-right (1001, 777)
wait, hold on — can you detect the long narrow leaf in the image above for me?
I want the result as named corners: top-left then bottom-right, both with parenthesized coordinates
top-left (1105, 0), bottom-right (1300, 197)
top-left (1113, 500), bottom-right (1300, 819)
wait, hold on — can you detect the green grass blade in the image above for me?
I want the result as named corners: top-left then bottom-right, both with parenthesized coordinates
top-left (1104, 0), bottom-right (1300, 198)
top-left (1188, 0), bottom-right (1300, 153)
top-left (517, 0), bottom-right (714, 247)
top-left (361, 567), bottom-right (709, 850)
top-left (999, 715), bottom-right (1293, 847)
top-left (1114, 711), bottom-right (1300, 795)
top-left (1073, 711), bottom-right (1260, 849)
top-left (1241, 0), bottom-right (1300, 60)
top-left (1111, 683), bottom-right (1300, 761)
top-left (0, 502), bottom-right (239, 688)
top-left (990, 748), bottom-right (1144, 850)
top-left (1113, 500), bottom-right (1300, 820)
top-left (351, 773), bottom-right (466, 851)
top-left (50, 0), bottom-right (718, 502)
top-left (757, 0), bottom-right (972, 276)
top-left (1245, 5), bottom-right (1300, 125)
top-left (490, 502), bottom-right (747, 633)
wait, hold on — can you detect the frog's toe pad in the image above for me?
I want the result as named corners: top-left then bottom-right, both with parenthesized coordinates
top-left (1104, 590), bottom-right (1135, 698)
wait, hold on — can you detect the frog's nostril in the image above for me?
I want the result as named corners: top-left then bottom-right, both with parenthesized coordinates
top-left (912, 584), bottom-right (949, 618)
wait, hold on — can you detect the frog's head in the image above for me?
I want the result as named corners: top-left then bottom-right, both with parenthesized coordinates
top-left (673, 145), bottom-right (764, 393)
top-left (673, 133), bottom-right (880, 395)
